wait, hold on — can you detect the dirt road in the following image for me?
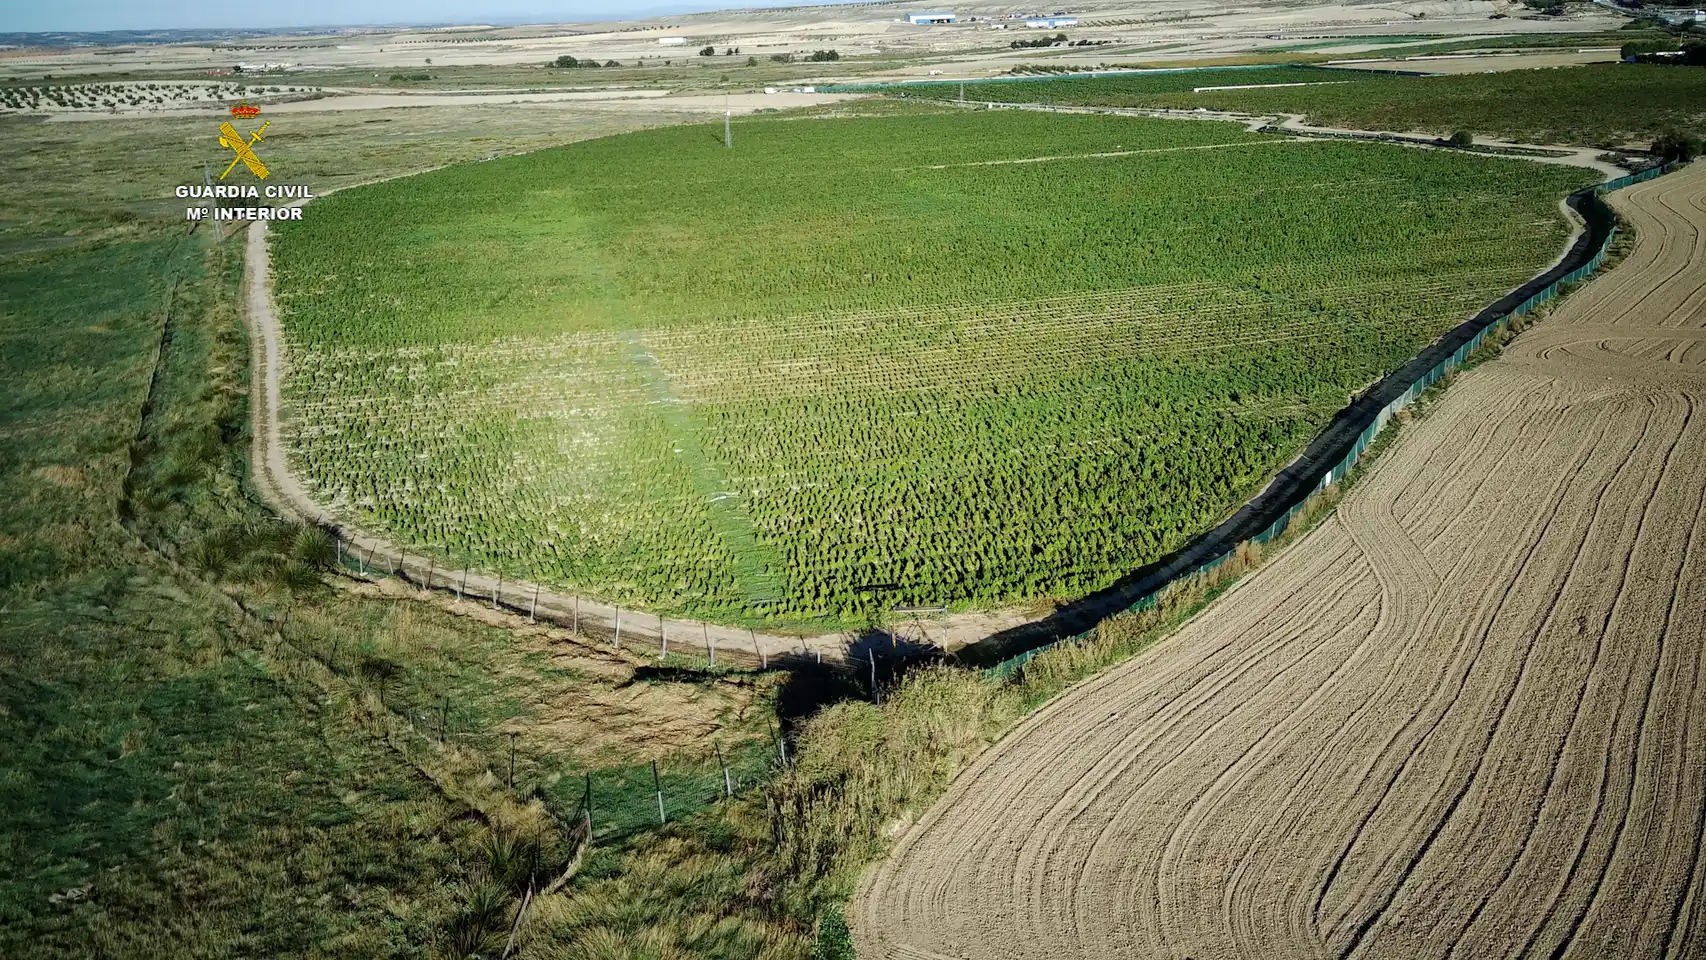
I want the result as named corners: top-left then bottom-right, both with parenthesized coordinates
top-left (852, 161), bottom-right (1706, 959)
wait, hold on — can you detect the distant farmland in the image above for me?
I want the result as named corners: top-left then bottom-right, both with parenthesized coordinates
top-left (948, 63), bottom-right (1706, 146)
top-left (271, 109), bottom-right (1590, 624)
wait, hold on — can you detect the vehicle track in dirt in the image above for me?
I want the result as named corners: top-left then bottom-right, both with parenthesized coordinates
top-left (853, 162), bottom-right (1706, 960)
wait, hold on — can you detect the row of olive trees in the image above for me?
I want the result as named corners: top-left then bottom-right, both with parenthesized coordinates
top-left (552, 55), bottom-right (622, 69)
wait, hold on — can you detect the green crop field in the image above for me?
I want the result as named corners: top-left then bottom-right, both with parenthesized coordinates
top-left (271, 108), bottom-right (1591, 625)
top-left (950, 63), bottom-right (1706, 146)
top-left (890, 64), bottom-right (1368, 95)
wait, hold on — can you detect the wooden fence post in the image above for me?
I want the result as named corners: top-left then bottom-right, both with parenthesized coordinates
top-left (529, 584), bottom-right (539, 624)
top-left (704, 622), bottom-right (714, 668)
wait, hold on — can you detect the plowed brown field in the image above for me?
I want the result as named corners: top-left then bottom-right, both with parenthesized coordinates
top-left (852, 162), bottom-right (1706, 960)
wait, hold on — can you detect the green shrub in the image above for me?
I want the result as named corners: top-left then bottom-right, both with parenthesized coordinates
top-left (1654, 129), bottom-right (1703, 161)
top-left (814, 904), bottom-right (856, 960)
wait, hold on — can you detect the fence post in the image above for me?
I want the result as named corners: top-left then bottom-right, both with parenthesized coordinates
top-left (659, 615), bottom-right (667, 659)
top-left (752, 629), bottom-right (765, 669)
top-left (614, 607), bottom-right (622, 647)
top-left (573, 595), bottom-right (580, 634)
top-left (652, 759), bottom-right (666, 825)
top-left (425, 559), bottom-right (434, 590)
top-left (704, 622), bottom-right (714, 668)
top-left (458, 568), bottom-right (467, 601)
top-left (529, 584), bottom-right (539, 624)
top-left (508, 732), bottom-right (517, 788)
top-left (493, 574), bottom-right (501, 611)
top-left (715, 741), bottom-right (733, 797)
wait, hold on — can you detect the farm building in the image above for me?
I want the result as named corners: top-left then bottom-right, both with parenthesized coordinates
top-left (1025, 16), bottom-right (1078, 27)
top-left (907, 11), bottom-right (957, 24)
top-left (657, 36), bottom-right (688, 45)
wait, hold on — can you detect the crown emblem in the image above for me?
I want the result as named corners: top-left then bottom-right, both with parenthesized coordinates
top-left (230, 102), bottom-right (261, 120)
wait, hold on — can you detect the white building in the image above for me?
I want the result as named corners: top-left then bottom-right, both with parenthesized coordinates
top-left (1025, 16), bottom-right (1078, 27)
top-left (907, 11), bottom-right (957, 24)
top-left (657, 37), bottom-right (688, 45)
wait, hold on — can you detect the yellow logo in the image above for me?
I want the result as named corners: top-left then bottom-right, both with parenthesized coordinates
top-left (218, 116), bottom-right (272, 181)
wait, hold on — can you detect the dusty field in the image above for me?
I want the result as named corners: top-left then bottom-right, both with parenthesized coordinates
top-left (853, 160), bottom-right (1706, 959)
top-left (1325, 48), bottom-right (1620, 73)
top-left (35, 88), bottom-right (849, 121)
top-left (0, 0), bottom-right (1619, 83)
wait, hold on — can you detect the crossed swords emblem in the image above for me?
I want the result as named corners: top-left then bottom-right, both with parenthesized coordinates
top-left (217, 119), bottom-right (271, 181)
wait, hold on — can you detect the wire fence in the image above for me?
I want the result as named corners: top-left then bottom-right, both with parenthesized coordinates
top-left (552, 742), bottom-right (780, 844)
top-left (320, 540), bottom-right (840, 675)
top-left (986, 161), bottom-right (1684, 680)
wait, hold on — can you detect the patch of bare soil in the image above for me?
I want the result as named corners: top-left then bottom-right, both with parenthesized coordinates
top-left (853, 161), bottom-right (1706, 960)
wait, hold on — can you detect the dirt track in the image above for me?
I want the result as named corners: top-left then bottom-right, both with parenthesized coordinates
top-left (853, 161), bottom-right (1706, 959)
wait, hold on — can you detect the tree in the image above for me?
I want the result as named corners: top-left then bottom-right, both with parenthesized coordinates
top-left (1448, 130), bottom-right (1473, 147)
top-left (770, 52), bottom-right (794, 63)
top-left (605, 60), bottom-right (620, 67)
top-left (1653, 130), bottom-right (1703, 162)
top-left (805, 49), bottom-right (840, 62)
top-left (700, 45), bottom-right (716, 56)
top-left (1621, 39), bottom-right (1677, 60)
top-left (554, 55), bottom-right (579, 68)
top-left (746, 56), bottom-right (758, 66)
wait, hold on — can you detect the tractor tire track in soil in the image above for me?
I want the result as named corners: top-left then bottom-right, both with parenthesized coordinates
top-left (853, 162), bottom-right (1706, 960)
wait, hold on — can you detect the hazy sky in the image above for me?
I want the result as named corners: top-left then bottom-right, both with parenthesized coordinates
top-left (1, 0), bottom-right (766, 33)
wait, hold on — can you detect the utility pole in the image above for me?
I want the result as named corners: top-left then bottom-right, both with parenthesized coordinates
top-left (724, 109), bottom-right (733, 149)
